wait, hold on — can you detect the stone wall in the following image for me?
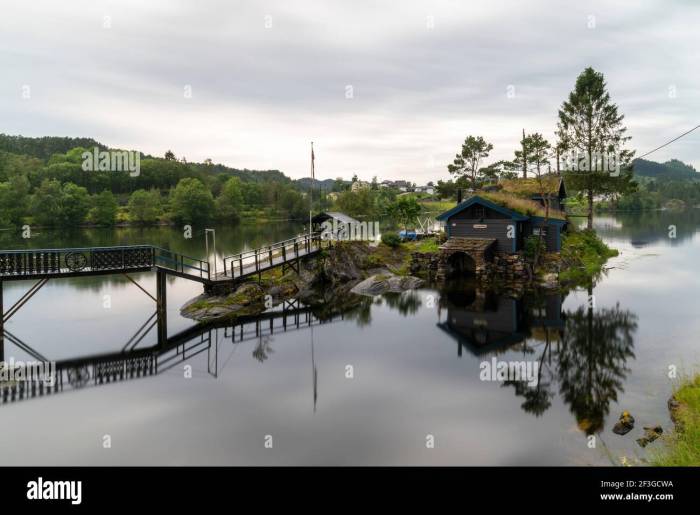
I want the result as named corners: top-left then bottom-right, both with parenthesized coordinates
top-left (483, 252), bottom-right (528, 282)
top-left (409, 252), bottom-right (439, 277)
top-left (414, 248), bottom-right (529, 283)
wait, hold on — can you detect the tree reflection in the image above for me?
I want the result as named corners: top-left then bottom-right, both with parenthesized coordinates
top-left (556, 292), bottom-right (637, 434)
top-left (380, 291), bottom-right (422, 316)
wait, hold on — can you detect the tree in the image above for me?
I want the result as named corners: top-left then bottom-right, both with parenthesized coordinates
top-left (90, 190), bottom-right (118, 226)
top-left (60, 182), bottom-right (91, 225)
top-left (557, 67), bottom-right (635, 229)
top-left (388, 196), bottom-right (421, 231)
top-left (128, 189), bottom-right (162, 223)
top-left (435, 179), bottom-right (457, 200)
top-left (31, 179), bottom-right (63, 226)
top-left (215, 177), bottom-right (244, 221)
top-left (170, 177), bottom-right (214, 224)
top-left (0, 175), bottom-right (30, 225)
top-left (447, 136), bottom-right (493, 190)
top-left (164, 150), bottom-right (176, 161)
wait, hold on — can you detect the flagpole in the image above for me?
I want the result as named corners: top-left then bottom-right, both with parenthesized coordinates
top-left (309, 141), bottom-right (314, 238)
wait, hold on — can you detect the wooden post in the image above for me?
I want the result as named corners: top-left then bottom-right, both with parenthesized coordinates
top-left (156, 269), bottom-right (167, 345)
top-left (0, 280), bottom-right (3, 362)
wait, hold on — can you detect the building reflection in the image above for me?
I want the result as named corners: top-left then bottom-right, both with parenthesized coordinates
top-left (436, 285), bottom-right (637, 434)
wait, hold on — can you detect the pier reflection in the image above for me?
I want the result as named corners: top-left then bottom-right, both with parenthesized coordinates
top-left (0, 300), bottom-right (344, 406)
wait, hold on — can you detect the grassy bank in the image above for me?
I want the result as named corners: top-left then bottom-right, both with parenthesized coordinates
top-left (558, 228), bottom-right (619, 285)
top-left (651, 375), bottom-right (700, 466)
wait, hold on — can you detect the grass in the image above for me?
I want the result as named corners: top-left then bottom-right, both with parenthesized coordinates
top-left (419, 200), bottom-right (455, 214)
top-left (499, 175), bottom-right (561, 196)
top-left (413, 237), bottom-right (440, 253)
top-left (651, 374), bottom-right (700, 466)
top-left (558, 228), bottom-right (618, 285)
top-left (479, 191), bottom-right (567, 220)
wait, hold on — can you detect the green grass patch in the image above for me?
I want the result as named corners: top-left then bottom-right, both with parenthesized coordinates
top-left (651, 375), bottom-right (700, 466)
top-left (418, 200), bottom-right (455, 214)
top-left (558, 228), bottom-right (618, 285)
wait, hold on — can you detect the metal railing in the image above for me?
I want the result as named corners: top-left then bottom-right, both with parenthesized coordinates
top-left (222, 233), bottom-right (325, 278)
top-left (152, 247), bottom-right (210, 280)
top-left (0, 245), bottom-right (156, 277)
top-left (0, 245), bottom-right (210, 281)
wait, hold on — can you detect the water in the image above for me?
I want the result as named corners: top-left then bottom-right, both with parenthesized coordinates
top-left (1, 213), bottom-right (698, 465)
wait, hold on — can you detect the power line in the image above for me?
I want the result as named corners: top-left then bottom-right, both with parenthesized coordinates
top-left (637, 124), bottom-right (700, 159)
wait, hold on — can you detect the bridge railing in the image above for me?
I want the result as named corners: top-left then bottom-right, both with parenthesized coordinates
top-left (0, 245), bottom-right (210, 281)
top-left (0, 245), bottom-right (156, 277)
top-left (222, 233), bottom-right (325, 278)
top-left (153, 247), bottom-right (210, 280)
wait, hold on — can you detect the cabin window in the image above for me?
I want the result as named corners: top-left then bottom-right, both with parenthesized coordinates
top-left (533, 227), bottom-right (548, 236)
top-left (473, 206), bottom-right (485, 219)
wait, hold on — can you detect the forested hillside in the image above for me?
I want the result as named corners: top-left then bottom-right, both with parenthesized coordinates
top-left (0, 134), bottom-right (320, 227)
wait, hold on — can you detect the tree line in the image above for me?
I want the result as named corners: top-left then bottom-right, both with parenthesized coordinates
top-left (0, 145), bottom-right (313, 227)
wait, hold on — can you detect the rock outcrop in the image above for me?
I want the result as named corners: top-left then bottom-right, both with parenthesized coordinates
top-left (350, 273), bottom-right (423, 296)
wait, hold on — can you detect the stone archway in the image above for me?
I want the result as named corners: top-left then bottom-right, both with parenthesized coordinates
top-left (446, 252), bottom-right (476, 278)
top-left (436, 237), bottom-right (496, 281)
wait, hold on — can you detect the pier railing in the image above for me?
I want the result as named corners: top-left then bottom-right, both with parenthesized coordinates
top-left (153, 247), bottom-right (210, 280)
top-left (0, 245), bottom-right (209, 281)
top-left (222, 233), bottom-right (325, 279)
top-left (0, 245), bottom-right (156, 277)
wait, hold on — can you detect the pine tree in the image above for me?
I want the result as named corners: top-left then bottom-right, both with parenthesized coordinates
top-left (557, 67), bottom-right (635, 229)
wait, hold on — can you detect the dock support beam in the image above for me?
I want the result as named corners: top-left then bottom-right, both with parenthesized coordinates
top-left (156, 269), bottom-right (167, 345)
top-left (0, 280), bottom-right (3, 362)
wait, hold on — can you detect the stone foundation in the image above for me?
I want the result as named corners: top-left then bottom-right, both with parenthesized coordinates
top-left (409, 252), bottom-right (439, 277)
top-left (483, 252), bottom-right (529, 282)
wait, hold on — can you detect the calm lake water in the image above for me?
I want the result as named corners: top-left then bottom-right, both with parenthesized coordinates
top-left (1, 213), bottom-right (699, 465)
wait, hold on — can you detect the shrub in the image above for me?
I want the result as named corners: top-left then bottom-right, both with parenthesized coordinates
top-left (381, 232), bottom-right (402, 248)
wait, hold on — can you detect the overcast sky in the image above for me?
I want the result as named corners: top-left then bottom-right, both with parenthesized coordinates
top-left (1, 0), bottom-right (697, 182)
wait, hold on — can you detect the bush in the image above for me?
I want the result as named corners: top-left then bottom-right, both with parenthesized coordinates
top-left (524, 235), bottom-right (546, 261)
top-left (381, 232), bottom-right (402, 248)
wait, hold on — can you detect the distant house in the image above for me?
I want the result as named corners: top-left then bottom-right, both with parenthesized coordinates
top-left (311, 211), bottom-right (372, 240)
top-left (415, 185), bottom-right (435, 195)
top-left (326, 192), bottom-right (340, 202)
top-left (351, 180), bottom-right (371, 192)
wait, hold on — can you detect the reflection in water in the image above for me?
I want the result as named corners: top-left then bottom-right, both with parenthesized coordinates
top-left (594, 209), bottom-right (700, 246)
top-left (1, 277), bottom-right (638, 442)
top-left (437, 283), bottom-right (637, 434)
top-left (0, 302), bottom-right (344, 406)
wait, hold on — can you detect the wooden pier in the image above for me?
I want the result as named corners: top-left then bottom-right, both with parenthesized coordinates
top-left (0, 233), bottom-right (330, 348)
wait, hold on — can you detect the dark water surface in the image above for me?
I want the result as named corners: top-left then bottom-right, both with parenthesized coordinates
top-left (1, 213), bottom-right (699, 465)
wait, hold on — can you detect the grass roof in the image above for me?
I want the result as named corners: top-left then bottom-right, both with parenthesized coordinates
top-left (477, 191), bottom-right (567, 220)
top-left (499, 175), bottom-right (561, 197)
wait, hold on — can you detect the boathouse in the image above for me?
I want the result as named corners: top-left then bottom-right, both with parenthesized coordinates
top-left (435, 191), bottom-right (568, 279)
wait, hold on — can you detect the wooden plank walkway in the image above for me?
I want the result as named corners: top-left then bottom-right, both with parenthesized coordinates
top-left (0, 233), bottom-right (328, 286)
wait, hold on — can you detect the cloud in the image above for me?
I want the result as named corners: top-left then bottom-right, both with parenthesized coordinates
top-left (0, 0), bottom-right (697, 181)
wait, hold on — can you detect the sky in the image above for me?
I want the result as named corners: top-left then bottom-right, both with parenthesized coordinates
top-left (0, 0), bottom-right (698, 183)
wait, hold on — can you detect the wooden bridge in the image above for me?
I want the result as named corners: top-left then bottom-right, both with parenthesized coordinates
top-left (0, 233), bottom-right (329, 349)
top-left (0, 232), bottom-right (326, 284)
